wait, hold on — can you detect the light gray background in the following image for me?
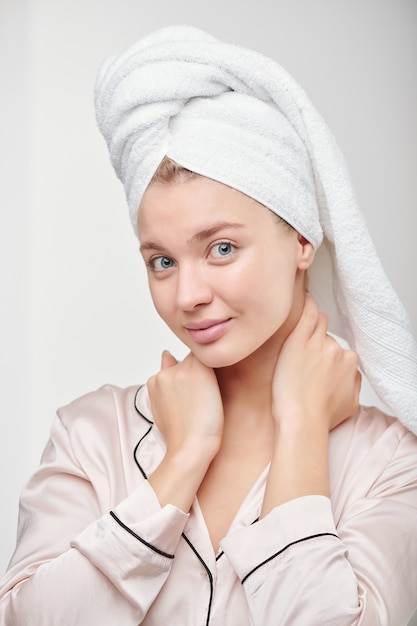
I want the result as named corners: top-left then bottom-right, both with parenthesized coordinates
top-left (1, 1), bottom-right (416, 621)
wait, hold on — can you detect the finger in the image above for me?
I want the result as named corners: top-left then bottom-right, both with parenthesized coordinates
top-left (313, 312), bottom-right (329, 340)
top-left (302, 293), bottom-right (329, 342)
top-left (355, 369), bottom-right (362, 397)
top-left (161, 349), bottom-right (178, 370)
top-left (290, 295), bottom-right (319, 341)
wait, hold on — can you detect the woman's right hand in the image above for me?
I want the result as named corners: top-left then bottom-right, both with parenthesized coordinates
top-left (146, 351), bottom-right (224, 511)
top-left (148, 351), bottom-right (224, 461)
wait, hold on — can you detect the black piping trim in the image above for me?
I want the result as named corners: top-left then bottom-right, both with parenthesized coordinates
top-left (241, 532), bottom-right (339, 584)
top-left (109, 510), bottom-right (174, 559)
top-left (133, 385), bottom-right (154, 479)
top-left (181, 533), bottom-right (214, 626)
top-left (134, 386), bottom-right (154, 424)
top-left (133, 426), bottom-right (153, 479)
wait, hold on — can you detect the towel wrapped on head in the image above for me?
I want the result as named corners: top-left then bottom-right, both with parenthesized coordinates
top-left (95, 25), bottom-right (417, 434)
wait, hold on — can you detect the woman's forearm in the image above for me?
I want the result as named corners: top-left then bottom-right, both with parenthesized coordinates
top-left (260, 420), bottom-right (329, 517)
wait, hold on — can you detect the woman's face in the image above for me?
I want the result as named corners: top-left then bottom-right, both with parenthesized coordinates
top-left (138, 176), bottom-right (314, 369)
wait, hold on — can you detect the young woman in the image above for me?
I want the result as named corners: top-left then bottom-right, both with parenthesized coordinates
top-left (1, 26), bottom-right (416, 626)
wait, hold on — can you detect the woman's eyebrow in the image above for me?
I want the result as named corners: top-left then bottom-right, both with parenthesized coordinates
top-left (139, 241), bottom-right (167, 253)
top-left (140, 222), bottom-right (244, 253)
top-left (188, 221), bottom-right (244, 243)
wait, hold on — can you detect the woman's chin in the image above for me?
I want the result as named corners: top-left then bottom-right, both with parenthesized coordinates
top-left (188, 344), bottom-right (252, 370)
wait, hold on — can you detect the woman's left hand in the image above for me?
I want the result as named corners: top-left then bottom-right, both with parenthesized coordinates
top-left (271, 294), bottom-right (361, 433)
top-left (261, 296), bottom-right (361, 515)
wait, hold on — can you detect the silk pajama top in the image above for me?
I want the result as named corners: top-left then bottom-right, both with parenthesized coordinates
top-left (0, 384), bottom-right (416, 625)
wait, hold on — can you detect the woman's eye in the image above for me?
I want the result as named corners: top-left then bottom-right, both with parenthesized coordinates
top-left (149, 256), bottom-right (175, 272)
top-left (210, 241), bottom-right (235, 258)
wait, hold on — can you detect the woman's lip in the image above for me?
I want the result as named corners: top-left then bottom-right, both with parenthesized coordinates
top-left (184, 318), bottom-right (228, 330)
top-left (184, 319), bottom-right (232, 344)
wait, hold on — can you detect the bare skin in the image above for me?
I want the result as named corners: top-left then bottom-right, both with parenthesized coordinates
top-left (140, 178), bottom-right (361, 552)
top-left (148, 299), bottom-right (360, 550)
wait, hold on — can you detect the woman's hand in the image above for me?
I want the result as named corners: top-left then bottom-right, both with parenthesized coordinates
top-left (146, 351), bottom-right (224, 511)
top-left (261, 296), bottom-right (361, 516)
top-left (272, 295), bottom-right (361, 433)
top-left (148, 351), bottom-right (224, 460)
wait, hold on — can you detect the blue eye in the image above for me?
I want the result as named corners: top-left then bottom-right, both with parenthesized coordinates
top-left (211, 241), bottom-right (234, 258)
top-left (149, 256), bottom-right (175, 272)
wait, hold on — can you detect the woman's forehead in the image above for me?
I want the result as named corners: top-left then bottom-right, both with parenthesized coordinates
top-left (137, 177), bottom-right (277, 235)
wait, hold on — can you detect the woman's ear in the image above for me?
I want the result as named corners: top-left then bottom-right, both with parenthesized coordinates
top-left (297, 234), bottom-right (315, 270)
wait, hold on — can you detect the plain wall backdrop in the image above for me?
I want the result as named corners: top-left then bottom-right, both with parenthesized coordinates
top-left (1, 1), bottom-right (416, 620)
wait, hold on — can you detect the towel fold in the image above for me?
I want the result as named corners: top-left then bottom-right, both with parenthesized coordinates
top-left (95, 25), bottom-right (417, 434)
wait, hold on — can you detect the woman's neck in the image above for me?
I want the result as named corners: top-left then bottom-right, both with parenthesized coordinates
top-left (213, 335), bottom-right (282, 448)
top-left (214, 290), bottom-right (305, 442)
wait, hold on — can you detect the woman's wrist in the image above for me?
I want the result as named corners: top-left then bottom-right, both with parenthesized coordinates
top-left (260, 419), bottom-right (329, 517)
top-left (148, 445), bottom-right (214, 513)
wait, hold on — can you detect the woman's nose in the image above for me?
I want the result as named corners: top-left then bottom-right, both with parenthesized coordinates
top-left (175, 265), bottom-right (213, 311)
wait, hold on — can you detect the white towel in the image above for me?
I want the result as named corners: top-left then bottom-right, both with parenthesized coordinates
top-left (95, 25), bottom-right (417, 434)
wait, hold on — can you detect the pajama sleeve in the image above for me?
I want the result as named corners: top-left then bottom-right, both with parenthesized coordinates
top-left (0, 411), bottom-right (188, 626)
top-left (221, 428), bottom-right (417, 626)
